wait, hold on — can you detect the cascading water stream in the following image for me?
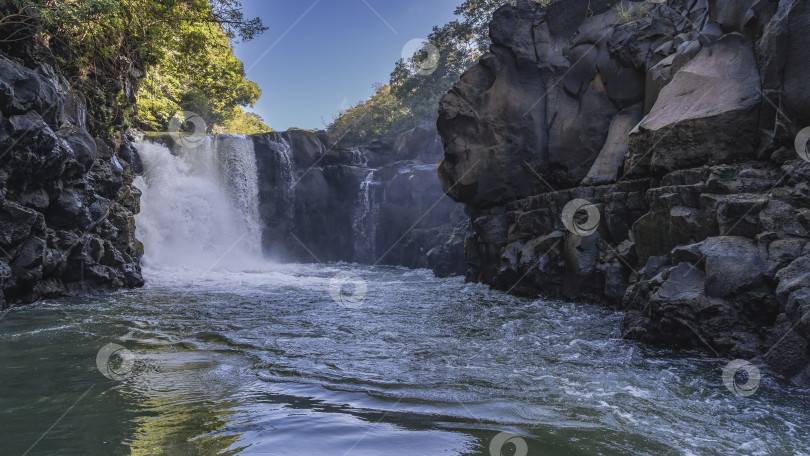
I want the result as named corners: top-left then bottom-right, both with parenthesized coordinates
top-left (349, 148), bottom-right (367, 166)
top-left (266, 134), bottom-right (295, 225)
top-left (219, 136), bottom-right (263, 255)
top-left (133, 136), bottom-right (263, 270)
top-left (352, 169), bottom-right (379, 263)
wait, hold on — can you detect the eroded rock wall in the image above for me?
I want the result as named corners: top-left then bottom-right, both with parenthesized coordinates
top-left (0, 53), bottom-right (144, 308)
top-left (438, 0), bottom-right (810, 381)
top-left (254, 121), bottom-right (468, 275)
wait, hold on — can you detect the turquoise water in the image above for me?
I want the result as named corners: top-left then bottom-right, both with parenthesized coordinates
top-left (2, 264), bottom-right (809, 455)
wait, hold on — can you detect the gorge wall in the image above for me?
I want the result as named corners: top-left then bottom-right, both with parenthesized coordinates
top-left (253, 122), bottom-right (468, 276)
top-left (0, 50), bottom-right (144, 308)
top-left (437, 0), bottom-right (810, 382)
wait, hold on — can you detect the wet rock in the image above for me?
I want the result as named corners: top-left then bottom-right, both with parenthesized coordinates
top-left (118, 138), bottom-right (143, 174)
top-left (0, 57), bottom-right (61, 123)
top-left (47, 189), bottom-right (86, 228)
top-left (59, 129), bottom-right (96, 175)
top-left (0, 200), bottom-right (41, 246)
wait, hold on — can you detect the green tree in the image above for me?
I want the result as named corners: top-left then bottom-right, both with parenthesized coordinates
top-left (327, 84), bottom-right (411, 146)
top-left (135, 18), bottom-right (265, 133)
top-left (328, 0), bottom-right (528, 144)
top-left (389, 20), bottom-right (476, 124)
top-left (215, 107), bottom-right (273, 135)
top-left (454, 0), bottom-right (527, 50)
top-left (0, 0), bottom-right (269, 136)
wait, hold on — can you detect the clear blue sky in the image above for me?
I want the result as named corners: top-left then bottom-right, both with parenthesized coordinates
top-left (233, 0), bottom-right (460, 131)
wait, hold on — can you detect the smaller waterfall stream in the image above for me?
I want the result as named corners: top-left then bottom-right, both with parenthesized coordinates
top-left (266, 135), bottom-right (295, 224)
top-left (220, 136), bottom-right (263, 255)
top-left (134, 137), bottom-right (263, 269)
top-left (256, 134), bottom-right (298, 260)
top-left (352, 170), bottom-right (379, 263)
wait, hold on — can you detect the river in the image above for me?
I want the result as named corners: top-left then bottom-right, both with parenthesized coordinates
top-left (2, 263), bottom-right (810, 455)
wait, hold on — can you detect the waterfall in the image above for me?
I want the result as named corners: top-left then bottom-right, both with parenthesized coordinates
top-left (349, 149), bottom-right (367, 166)
top-left (266, 134), bottom-right (295, 224)
top-left (352, 170), bottom-right (378, 263)
top-left (134, 136), bottom-right (263, 270)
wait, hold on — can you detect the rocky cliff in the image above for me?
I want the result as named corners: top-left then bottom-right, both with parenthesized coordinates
top-left (437, 0), bottom-right (810, 382)
top-left (0, 50), bottom-right (144, 309)
top-left (253, 121), bottom-right (468, 275)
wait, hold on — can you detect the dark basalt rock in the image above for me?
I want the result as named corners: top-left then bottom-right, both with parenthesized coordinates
top-left (0, 52), bottom-right (143, 308)
top-left (436, 0), bottom-right (810, 381)
top-left (253, 122), bottom-right (466, 275)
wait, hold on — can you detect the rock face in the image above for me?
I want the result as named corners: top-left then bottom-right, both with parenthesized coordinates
top-left (438, 0), bottom-right (810, 382)
top-left (253, 121), bottom-right (467, 275)
top-left (0, 52), bottom-right (144, 308)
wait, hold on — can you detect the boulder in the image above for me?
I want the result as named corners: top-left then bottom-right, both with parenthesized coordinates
top-left (626, 34), bottom-right (761, 175)
top-left (653, 262), bottom-right (705, 302)
top-left (393, 120), bottom-right (443, 163)
top-left (699, 237), bottom-right (767, 298)
top-left (0, 56), bottom-right (61, 124)
top-left (776, 256), bottom-right (810, 304)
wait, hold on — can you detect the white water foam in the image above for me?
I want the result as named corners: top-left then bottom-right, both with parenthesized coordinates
top-left (134, 137), bottom-right (263, 270)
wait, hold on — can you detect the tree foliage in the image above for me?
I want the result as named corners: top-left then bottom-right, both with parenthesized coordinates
top-left (134, 16), bottom-right (267, 134)
top-left (0, 0), bottom-right (270, 136)
top-left (215, 106), bottom-right (273, 135)
top-left (328, 84), bottom-right (412, 146)
top-left (327, 0), bottom-right (532, 146)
